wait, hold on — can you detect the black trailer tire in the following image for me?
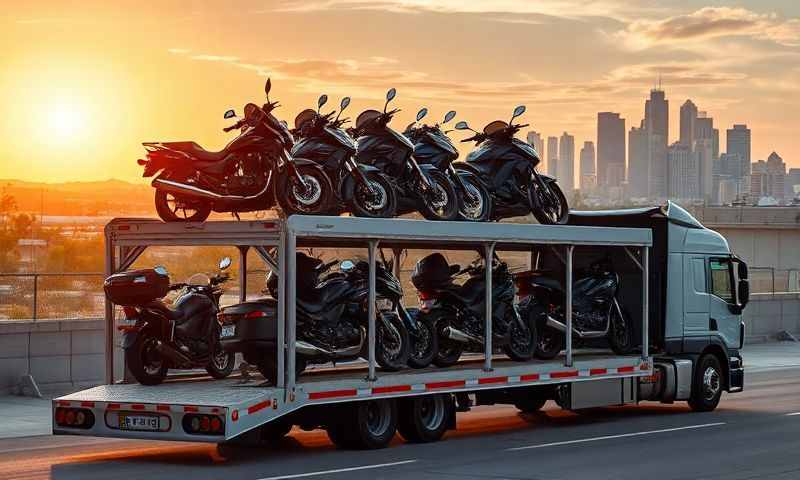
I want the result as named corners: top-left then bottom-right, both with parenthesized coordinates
top-left (154, 190), bottom-right (211, 223)
top-left (513, 387), bottom-right (549, 413)
top-left (688, 354), bottom-right (723, 412)
top-left (260, 418), bottom-right (293, 443)
top-left (398, 394), bottom-right (450, 443)
top-left (406, 308), bottom-right (439, 369)
top-left (330, 400), bottom-right (398, 450)
top-left (326, 422), bottom-right (354, 449)
top-left (126, 334), bottom-right (168, 385)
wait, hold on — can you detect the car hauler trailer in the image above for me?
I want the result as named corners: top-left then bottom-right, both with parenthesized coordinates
top-left (52, 203), bottom-right (748, 448)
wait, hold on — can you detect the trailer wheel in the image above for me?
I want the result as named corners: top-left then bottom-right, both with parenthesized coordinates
top-left (398, 394), bottom-right (451, 443)
top-left (688, 354), bottom-right (723, 412)
top-left (328, 400), bottom-right (398, 449)
top-left (513, 387), bottom-right (549, 413)
top-left (260, 418), bottom-right (293, 443)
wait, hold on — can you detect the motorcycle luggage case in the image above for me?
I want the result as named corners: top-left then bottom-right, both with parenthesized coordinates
top-left (411, 253), bottom-right (453, 290)
top-left (103, 269), bottom-right (170, 306)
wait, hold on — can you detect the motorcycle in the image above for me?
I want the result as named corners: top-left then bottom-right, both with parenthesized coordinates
top-left (514, 259), bottom-right (634, 359)
top-left (349, 88), bottom-right (459, 221)
top-left (104, 258), bottom-right (236, 385)
top-left (138, 79), bottom-right (333, 222)
top-left (454, 106), bottom-right (569, 225)
top-left (292, 95), bottom-right (398, 217)
top-left (404, 108), bottom-right (492, 221)
top-left (219, 253), bottom-right (412, 383)
top-left (411, 253), bottom-right (537, 367)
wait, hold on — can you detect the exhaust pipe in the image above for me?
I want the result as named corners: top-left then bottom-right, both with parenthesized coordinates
top-left (153, 173), bottom-right (271, 202)
top-left (442, 326), bottom-right (482, 344)
top-left (295, 329), bottom-right (365, 357)
top-left (154, 340), bottom-right (193, 367)
top-left (545, 315), bottom-right (607, 339)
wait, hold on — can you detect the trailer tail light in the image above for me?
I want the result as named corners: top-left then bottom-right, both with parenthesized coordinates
top-left (183, 414), bottom-right (225, 435)
top-left (55, 407), bottom-right (95, 429)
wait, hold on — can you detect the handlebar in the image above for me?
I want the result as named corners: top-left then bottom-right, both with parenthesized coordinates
top-left (223, 120), bottom-right (245, 132)
top-left (316, 259), bottom-right (339, 273)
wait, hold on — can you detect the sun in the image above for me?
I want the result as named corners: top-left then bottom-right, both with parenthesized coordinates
top-left (45, 101), bottom-right (88, 144)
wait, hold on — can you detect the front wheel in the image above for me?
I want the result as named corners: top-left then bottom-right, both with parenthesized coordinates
top-left (350, 172), bottom-right (397, 218)
top-left (126, 333), bottom-right (168, 385)
top-left (455, 172), bottom-right (492, 222)
top-left (528, 178), bottom-right (569, 225)
top-left (688, 354), bottom-right (723, 412)
top-left (375, 312), bottom-right (410, 371)
top-left (405, 308), bottom-right (438, 369)
top-left (428, 310), bottom-right (463, 367)
top-left (154, 190), bottom-right (211, 223)
top-left (418, 170), bottom-right (459, 221)
top-left (277, 164), bottom-right (333, 215)
top-left (534, 325), bottom-right (563, 360)
top-left (609, 301), bottom-right (634, 355)
top-left (503, 314), bottom-right (537, 361)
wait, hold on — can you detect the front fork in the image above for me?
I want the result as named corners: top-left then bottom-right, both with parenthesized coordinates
top-left (448, 165), bottom-right (475, 203)
top-left (409, 158), bottom-right (434, 190)
top-left (283, 150), bottom-right (311, 191)
top-left (345, 158), bottom-right (376, 195)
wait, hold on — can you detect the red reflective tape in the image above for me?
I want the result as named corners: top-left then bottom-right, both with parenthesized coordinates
top-left (590, 368), bottom-right (608, 376)
top-left (131, 404), bottom-right (146, 410)
top-left (478, 376), bottom-right (508, 385)
top-left (156, 405), bottom-right (171, 412)
top-left (425, 380), bottom-right (465, 390)
top-left (183, 406), bottom-right (199, 413)
top-left (57, 400), bottom-right (71, 407)
top-left (521, 373), bottom-right (540, 381)
top-left (309, 389), bottom-right (358, 400)
top-left (80, 401), bottom-right (95, 408)
top-left (551, 370), bottom-right (579, 379)
top-left (107, 403), bottom-right (121, 410)
top-left (247, 400), bottom-right (271, 415)
top-left (231, 410), bottom-right (239, 422)
top-left (372, 385), bottom-right (412, 394)
top-left (618, 366), bottom-right (635, 373)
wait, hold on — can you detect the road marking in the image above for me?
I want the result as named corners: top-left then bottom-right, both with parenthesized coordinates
top-left (256, 459), bottom-right (418, 479)
top-left (787, 412), bottom-right (800, 416)
top-left (507, 422), bottom-right (726, 451)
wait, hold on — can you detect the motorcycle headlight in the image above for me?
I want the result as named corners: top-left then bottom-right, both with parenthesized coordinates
top-left (376, 298), bottom-right (394, 311)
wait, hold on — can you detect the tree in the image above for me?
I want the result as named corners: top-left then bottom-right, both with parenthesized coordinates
top-left (0, 186), bottom-right (17, 231)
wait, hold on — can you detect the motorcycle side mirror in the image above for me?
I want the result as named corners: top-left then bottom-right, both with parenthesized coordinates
top-left (443, 110), bottom-right (456, 124)
top-left (340, 260), bottom-right (355, 272)
top-left (454, 121), bottom-right (471, 131)
top-left (154, 265), bottom-right (169, 276)
top-left (511, 105), bottom-right (526, 122)
top-left (265, 78), bottom-right (272, 96)
top-left (219, 257), bottom-right (232, 270)
top-left (416, 108), bottom-right (428, 122)
top-left (317, 94), bottom-right (328, 112)
top-left (340, 97), bottom-right (351, 111)
top-left (384, 87), bottom-right (396, 112)
top-left (223, 109), bottom-right (236, 119)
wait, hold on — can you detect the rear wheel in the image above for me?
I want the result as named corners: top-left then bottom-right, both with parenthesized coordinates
top-left (430, 312), bottom-right (463, 367)
top-left (456, 173), bottom-right (492, 222)
top-left (154, 190), bottom-right (211, 223)
top-left (328, 400), bottom-right (398, 449)
top-left (528, 179), bottom-right (569, 225)
top-left (398, 394), bottom-right (450, 443)
top-left (688, 354), bottom-right (723, 412)
top-left (126, 333), bottom-right (168, 385)
top-left (277, 165), bottom-right (333, 215)
top-left (350, 172), bottom-right (397, 218)
top-left (418, 170), bottom-right (459, 221)
top-left (205, 347), bottom-right (235, 379)
top-left (534, 325), bottom-right (563, 360)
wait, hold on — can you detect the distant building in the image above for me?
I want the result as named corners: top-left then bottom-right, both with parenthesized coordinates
top-left (668, 143), bottom-right (698, 200)
top-left (547, 136), bottom-right (559, 177)
top-left (526, 131), bottom-right (544, 161)
top-left (597, 112), bottom-right (626, 187)
top-left (695, 138), bottom-right (715, 203)
top-left (579, 141), bottom-right (596, 191)
top-left (751, 152), bottom-right (786, 204)
top-left (628, 123), bottom-right (649, 198)
top-left (787, 168), bottom-right (800, 202)
top-left (645, 89), bottom-right (669, 199)
top-left (679, 100), bottom-right (697, 147)
top-left (726, 124), bottom-right (751, 183)
top-left (717, 175), bottom-right (738, 205)
top-left (558, 132), bottom-right (575, 192)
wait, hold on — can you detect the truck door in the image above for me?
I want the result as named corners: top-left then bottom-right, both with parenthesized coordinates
top-left (683, 256), bottom-right (710, 336)
top-left (708, 257), bottom-right (740, 349)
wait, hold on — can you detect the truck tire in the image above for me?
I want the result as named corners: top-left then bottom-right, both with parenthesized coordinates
top-left (688, 354), bottom-right (723, 412)
top-left (398, 394), bottom-right (450, 443)
top-left (260, 418), bottom-right (293, 443)
top-left (513, 387), bottom-right (549, 413)
top-left (328, 400), bottom-right (398, 449)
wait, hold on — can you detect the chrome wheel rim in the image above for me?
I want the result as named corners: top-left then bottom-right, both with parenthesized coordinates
top-left (379, 320), bottom-right (403, 360)
top-left (412, 323), bottom-right (432, 361)
top-left (365, 401), bottom-right (391, 436)
top-left (429, 180), bottom-right (449, 215)
top-left (460, 182), bottom-right (484, 219)
top-left (359, 180), bottom-right (388, 212)
top-left (703, 366), bottom-right (721, 401)
top-left (292, 175), bottom-right (323, 207)
top-left (419, 395), bottom-right (446, 430)
top-left (142, 338), bottom-right (163, 376)
top-left (165, 193), bottom-right (200, 220)
top-left (212, 350), bottom-right (230, 370)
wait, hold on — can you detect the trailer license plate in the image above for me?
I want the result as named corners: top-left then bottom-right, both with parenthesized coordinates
top-left (221, 325), bottom-right (236, 338)
top-left (119, 414), bottom-right (159, 431)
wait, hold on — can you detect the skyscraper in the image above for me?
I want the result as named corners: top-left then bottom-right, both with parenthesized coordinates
top-left (628, 122), bottom-right (649, 198)
top-left (695, 138), bottom-right (715, 202)
top-left (726, 124), bottom-right (751, 183)
top-left (547, 136), bottom-right (559, 177)
top-left (596, 112), bottom-right (626, 187)
top-left (579, 141), bottom-right (596, 191)
top-left (526, 131), bottom-right (544, 161)
top-left (751, 152), bottom-right (786, 204)
top-left (645, 88), bottom-right (669, 198)
top-left (668, 143), bottom-right (698, 200)
top-left (558, 132), bottom-right (575, 192)
top-left (679, 100), bottom-right (697, 147)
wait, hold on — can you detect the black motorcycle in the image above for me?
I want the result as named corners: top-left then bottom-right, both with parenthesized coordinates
top-left (219, 253), bottom-right (411, 383)
top-left (411, 253), bottom-right (537, 367)
top-left (104, 258), bottom-right (236, 385)
top-left (514, 260), bottom-right (634, 359)
top-left (404, 108), bottom-right (492, 221)
top-left (350, 88), bottom-right (459, 221)
top-left (454, 106), bottom-right (569, 225)
top-left (292, 95), bottom-right (397, 217)
top-left (139, 79), bottom-right (332, 222)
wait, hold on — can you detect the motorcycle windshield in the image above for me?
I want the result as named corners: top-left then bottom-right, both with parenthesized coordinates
top-left (466, 139), bottom-right (506, 164)
top-left (424, 130), bottom-right (458, 157)
top-left (323, 125), bottom-right (357, 152)
top-left (511, 138), bottom-right (540, 163)
top-left (386, 127), bottom-right (416, 150)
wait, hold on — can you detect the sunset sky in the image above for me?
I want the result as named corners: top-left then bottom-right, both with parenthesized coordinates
top-left (1, 0), bottom-right (798, 183)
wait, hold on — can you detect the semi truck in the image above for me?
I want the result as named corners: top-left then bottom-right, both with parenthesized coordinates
top-left (52, 201), bottom-right (749, 449)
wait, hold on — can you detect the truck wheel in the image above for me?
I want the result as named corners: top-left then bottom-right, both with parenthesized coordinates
top-left (329, 400), bottom-right (398, 449)
top-left (513, 387), bottom-right (548, 413)
top-left (398, 394), bottom-right (450, 443)
top-left (688, 354), bottom-right (723, 412)
top-left (126, 334), bottom-right (168, 385)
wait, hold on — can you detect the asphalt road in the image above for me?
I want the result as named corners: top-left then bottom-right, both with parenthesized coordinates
top-left (2, 367), bottom-right (800, 480)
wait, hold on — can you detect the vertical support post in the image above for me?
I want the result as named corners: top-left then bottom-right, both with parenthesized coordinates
top-left (484, 242), bottom-right (496, 372)
top-left (32, 275), bottom-right (38, 321)
top-left (367, 240), bottom-right (379, 382)
top-left (238, 246), bottom-right (249, 302)
top-left (392, 248), bottom-right (402, 279)
top-left (286, 231), bottom-right (297, 394)
top-left (565, 245), bottom-right (574, 368)
top-left (277, 234), bottom-right (286, 390)
top-left (642, 246), bottom-right (650, 361)
top-left (103, 229), bottom-right (116, 385)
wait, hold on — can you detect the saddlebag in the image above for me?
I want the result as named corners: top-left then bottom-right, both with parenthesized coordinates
top-left (103, 269), bottom-right (170, 306)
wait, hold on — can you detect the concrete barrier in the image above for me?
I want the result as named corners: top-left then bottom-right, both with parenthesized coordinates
top-left (743, 293), bottom-right (800, 343)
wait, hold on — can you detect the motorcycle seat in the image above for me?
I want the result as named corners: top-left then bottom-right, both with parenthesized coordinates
top-left (297, 279), bottom-right (351, 314)
top-left (530, 275), bottom-right (563, 293)
top-left (145, 300), bottom-right (185, 321)
top-left (160, 141), bottom-right (229, 163)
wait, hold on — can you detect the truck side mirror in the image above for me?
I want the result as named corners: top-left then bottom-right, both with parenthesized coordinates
top-left (737, 261), bottom-right (748, 280)
top-left (738, 279), bottom-right (750, 308)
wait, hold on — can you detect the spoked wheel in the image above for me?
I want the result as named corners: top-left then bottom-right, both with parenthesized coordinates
top-left (126, 334), bottom-right (168, 385)
top-left (154, 190), bottom-right (211, 223)
top-left (350, 172), bottom-right (397, 218)
top-left (503, 314), bottom-right (537, 361)
top-left (419, 170), bottom-right (459, 221)
top-left (534, 325), bottom-right (563, 360)
top-left (277, 165), bottom-right (333, 215)
top-left (206, 345), bottom-right (235, 379)
top-left (456, 172), bottom-right (492, 222)
top-left (405, 308), bottom-right (438, 369)
top-left (528, 179), bottom-right (569, 225)
top-left (375, 312), bottom-right (410, 371)
top-left (398, 394), bottom-right (451, 443)
top-left (609, 301), bottom-right (634, 355)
